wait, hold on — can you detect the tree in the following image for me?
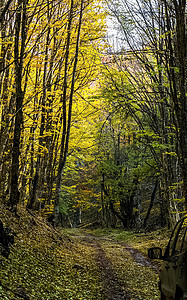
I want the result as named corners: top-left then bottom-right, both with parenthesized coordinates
top-left (95, 101), bottom-right (160, 228)
top-left (103, 0), bottom-right (187, 226)
top-left (0, 0), bottom-right (106, 216)
top-left (54, 0), bottom-right (84, 225)
top-left (8, 0), bottom-right (27, 211)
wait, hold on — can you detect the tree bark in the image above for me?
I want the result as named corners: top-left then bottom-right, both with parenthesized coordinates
top-left (8, 0), bottom-right (27, 211)
top-left (144, 179), bottom-right (158, 228)
top-left (54, 0), bottom-right (84, 225)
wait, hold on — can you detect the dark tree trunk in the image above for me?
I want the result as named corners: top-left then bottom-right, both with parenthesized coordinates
top-left (54, 0), bottom-right (84, 225)
top-left (144, 179), bottom-right (158, 228)
top-left (8, 0), bottom-right (27, 211)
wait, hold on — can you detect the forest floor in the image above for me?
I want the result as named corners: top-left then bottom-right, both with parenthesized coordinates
top-left (65, 229), bottom-right (168, 300)
top-left (0, 206), bottom-right (170, 299)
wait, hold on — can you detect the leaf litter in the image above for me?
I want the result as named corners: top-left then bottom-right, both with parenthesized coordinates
top-left (0, 206), bottom-right (169, 299)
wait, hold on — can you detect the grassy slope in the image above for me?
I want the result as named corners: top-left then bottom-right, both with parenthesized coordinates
top-left (0, 207), bottom-right (170, 299)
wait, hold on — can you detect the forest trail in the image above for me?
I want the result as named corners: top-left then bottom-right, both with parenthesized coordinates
top-left (70, 231), bottom-right (160, 299)
top-left (78, 234), bottom-right (129, 299)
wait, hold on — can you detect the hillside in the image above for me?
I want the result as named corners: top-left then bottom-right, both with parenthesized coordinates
top-left (0, 206), bottom-right (104, 299)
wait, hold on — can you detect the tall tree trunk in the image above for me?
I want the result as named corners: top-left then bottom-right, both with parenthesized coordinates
top-left (144, 179), bottom-right (158, 228)
top-left (54, 0), bottom-right (84, 225)
top-left (164, 0), bottom-right (187, 209)
top-left (174, 1), bottom-right (187, 208)
top-left (8, 0), bottom-right (27, 211)
top-left (27, 4), bottom-right (51, 210)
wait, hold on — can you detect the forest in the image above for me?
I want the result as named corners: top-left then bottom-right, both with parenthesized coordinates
top-left (0, 0), bottom-right (187, 298)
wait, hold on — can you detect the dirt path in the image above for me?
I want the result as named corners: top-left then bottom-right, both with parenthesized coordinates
top-left (80, 235), bottom-right (130, 299)
top-left (76, 234), bottom-right (159, 300)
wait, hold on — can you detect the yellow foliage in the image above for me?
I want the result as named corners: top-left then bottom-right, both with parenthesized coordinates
top-left (0, 0), bottom-right (107, 209)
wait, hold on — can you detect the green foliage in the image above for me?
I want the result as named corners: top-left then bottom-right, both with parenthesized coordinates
top-left (59, 191), bottom-right (71, 215)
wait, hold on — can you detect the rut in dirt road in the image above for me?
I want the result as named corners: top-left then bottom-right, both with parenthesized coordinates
top-left (81, 235), bottom-right (131, 300)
